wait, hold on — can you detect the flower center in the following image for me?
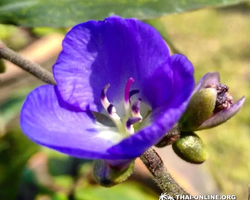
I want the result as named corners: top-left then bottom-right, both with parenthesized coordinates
top-left (100, 77), bottom-right (143, 135)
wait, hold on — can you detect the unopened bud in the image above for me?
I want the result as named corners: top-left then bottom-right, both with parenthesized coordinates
top-left (179, 88), bottom-right (217, 132)
top-left (172, 132), bottom-right (208, 164)
top-left (179, 72), bottom-right (245, 131)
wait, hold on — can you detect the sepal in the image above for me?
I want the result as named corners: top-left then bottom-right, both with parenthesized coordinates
top-left (179, 88), bottom-right (217, 131)
top-left (93, 160), bottom-right (135, 187)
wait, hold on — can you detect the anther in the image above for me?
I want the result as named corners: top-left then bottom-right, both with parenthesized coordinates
top-left (107, 104), bottom-right (120, 120)
top-left (129, 89), bottom-right (140, 99)
top-left (107, 104), bottom-right (115, 115)
top-left (126, 117), bottom-right (141, 134)
top-left (131, 98), bottom-right (142, 119)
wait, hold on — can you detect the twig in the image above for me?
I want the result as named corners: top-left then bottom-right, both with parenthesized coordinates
top-left (140, 148), bottom-right (192, 199)
top-left (155, 124), bottom-right (181, 147)
top-left (0, 39), bottom-right (56, 85)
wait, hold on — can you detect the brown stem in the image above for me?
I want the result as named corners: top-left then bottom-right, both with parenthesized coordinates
top-left (140, 148), bottom-right (192, 199)
top-left (0, 39), bottom-right (56, 85)
top-left (155, 124), bottom-right (181, 148)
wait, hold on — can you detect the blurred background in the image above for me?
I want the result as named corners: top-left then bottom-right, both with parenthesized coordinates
top-left (0, 1), bottom-right (250, 200)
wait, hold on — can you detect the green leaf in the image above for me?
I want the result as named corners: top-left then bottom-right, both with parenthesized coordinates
top-left (0, 0), bottom-right (249, 27)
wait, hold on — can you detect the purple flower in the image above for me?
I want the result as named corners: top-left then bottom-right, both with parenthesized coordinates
top-left (20, 16), bottom-right (195, 162)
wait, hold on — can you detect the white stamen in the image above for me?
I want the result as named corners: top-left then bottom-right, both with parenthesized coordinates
top-left (101, 84), bottom-right (122, 129)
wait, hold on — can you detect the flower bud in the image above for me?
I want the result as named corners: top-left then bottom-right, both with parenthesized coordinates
top-left (178, 88), bottom-right (217, 132)
top-left (179, 72), bottom-right (245, 131)
top-left (172, 132), bottom-right (208, 164)
top-left (93, 160), bottom-right (134, 187)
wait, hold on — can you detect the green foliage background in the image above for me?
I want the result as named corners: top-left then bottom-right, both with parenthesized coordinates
top-left (0, 0), bottom-right (248, 27)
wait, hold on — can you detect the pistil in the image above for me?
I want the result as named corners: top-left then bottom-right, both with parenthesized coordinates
top-left (124, 78), bottom-right (134, 112)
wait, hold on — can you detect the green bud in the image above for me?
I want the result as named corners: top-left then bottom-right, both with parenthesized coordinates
top-left (172, 132), bottom-right (208, 164)
top-left (0, 59), bottom-right (6, 73)
top-left (93, 160), bottom-right (134, 187)
top-left (179, 88), bottom-right (217, 132)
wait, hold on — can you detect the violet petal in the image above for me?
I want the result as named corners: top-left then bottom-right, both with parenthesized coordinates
top-left (20, 85), bottom-right (125, 159)
top-left (53, 16), bottom-right (172, 111)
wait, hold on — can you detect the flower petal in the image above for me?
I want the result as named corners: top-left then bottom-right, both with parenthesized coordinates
top-left (53, 16), bottom-right (171, 111)
top-left (197, 96), bottom-right (245, 130)
top-left (108, 55), bottom-right (195, 158)
top-left (192, 71), bottom-right (220, 95)
top-left (20, 85), bottom-right (124, 159)
top-left (108, 103), bottom-right (188, 159)
top-left (168, 54), bottom-right (195, 107)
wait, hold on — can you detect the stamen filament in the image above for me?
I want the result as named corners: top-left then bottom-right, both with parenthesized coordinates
top-left (101, 84), bottom-right (111, 110)
top-left (101, 84), bottom-right (123, 130)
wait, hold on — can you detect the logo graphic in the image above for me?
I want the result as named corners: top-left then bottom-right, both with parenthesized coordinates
top-left (159, 193), bottom-right (174, 200)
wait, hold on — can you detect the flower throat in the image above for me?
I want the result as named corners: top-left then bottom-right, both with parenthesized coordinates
top-left (100, 77), bottom-right (143, 135)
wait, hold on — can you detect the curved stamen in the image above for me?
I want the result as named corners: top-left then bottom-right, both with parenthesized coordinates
top-left (126, 117), bottom-right (141, 134)
top-left (101, 84), bottom-right (120, 120)
top-left (107, 104), bottom-right (120, 120)
top-left (131, 98), bottom-right (142, 120)
top-left (101, 84), bottom-right (111, 110)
